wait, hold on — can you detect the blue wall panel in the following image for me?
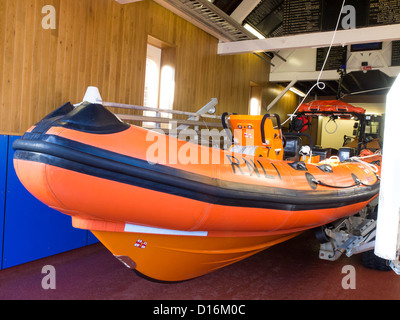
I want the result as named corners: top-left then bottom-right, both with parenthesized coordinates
top-left (87, 231), bottom-right (99, 245)
top-left (0, 136), bottom-right (9, 270)
top-left (2, 136), bottom-right (88, 269)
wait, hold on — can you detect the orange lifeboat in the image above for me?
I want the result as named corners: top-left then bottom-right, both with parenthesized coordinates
top-left (12, 102), bottom-right (380, 281)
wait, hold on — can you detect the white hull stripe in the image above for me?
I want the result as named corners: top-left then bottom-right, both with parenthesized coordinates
top-left (124, 224), bottom-right (208, 237)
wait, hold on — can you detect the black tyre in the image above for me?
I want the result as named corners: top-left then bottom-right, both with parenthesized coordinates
top-left (361, 204), bottom-right (392, 271)
top-left (362, 250), bottom-right (392, 271)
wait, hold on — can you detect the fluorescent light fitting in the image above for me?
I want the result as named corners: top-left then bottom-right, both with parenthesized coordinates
top-left (243, 24), bottom-right (265, 40)
top-left (289, 87), bottom-right (306, 97)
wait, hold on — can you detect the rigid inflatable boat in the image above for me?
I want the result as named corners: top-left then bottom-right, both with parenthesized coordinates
top-left (13, 101), bottom-right (380, 281)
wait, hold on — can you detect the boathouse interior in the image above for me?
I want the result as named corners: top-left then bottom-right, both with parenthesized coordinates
top-left (0, 0), bottom-right (399, 301)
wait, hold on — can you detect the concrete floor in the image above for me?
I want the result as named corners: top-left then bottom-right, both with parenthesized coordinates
top-left (0, 230), bottom-right (399, 300)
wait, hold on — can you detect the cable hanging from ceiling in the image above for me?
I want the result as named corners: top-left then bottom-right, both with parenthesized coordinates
top-left (281, 0), bottom-right (347, 127)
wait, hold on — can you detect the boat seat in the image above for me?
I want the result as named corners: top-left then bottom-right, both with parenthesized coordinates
top-left (338, 147), bottom-right (356, 162)
top-left (312, 146), bottom-right (331, 161)
top-left (284, 136), bottom-right (302, 161)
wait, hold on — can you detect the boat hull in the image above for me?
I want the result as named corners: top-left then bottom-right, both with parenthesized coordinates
top-left (92, 230), bottom-right (302, 282)
top-left (14, 156), bottom-right (376, 281)
top-left (12, 102), bottom-right (381, 281)
top-left (13, 155), bottom-right (377, 281)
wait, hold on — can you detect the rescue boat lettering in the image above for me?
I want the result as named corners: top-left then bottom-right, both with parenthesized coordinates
top-left (226, 155), bottom-right (279, 179)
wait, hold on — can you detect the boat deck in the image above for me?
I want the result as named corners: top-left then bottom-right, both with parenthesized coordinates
top-left (0, 231), bottom-right (399, 300)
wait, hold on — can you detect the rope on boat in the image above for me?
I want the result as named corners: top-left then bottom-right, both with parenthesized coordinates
top-left (311, 178), bottom-right (361, 189)
top-left (350, 152), bottom-right (381, 174)
top-left (311, 177), bottom-right (378, 189)
top-left (312, 152), bottom-right (382, 188)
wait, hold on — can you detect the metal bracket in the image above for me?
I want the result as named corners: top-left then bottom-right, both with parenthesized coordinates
top-left (317, 212), bottom-right (377, 261)
top-left (176, 98), bottom-right (218, 132)
top-left (389, 259), bottom-right (400, 275)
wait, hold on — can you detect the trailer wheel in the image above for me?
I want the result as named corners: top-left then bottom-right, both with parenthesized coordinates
top-left (314, 226), bottom-right (330, 244)
top-left (362, 250), bottom-right (392, 271)
top-left (361, 204), bottom-right (392, 271)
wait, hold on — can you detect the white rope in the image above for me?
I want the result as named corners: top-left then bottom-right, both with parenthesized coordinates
top-left (352, 154), bottom-right (380, 174)
top-left (350, 151), bottom-right (381, 173)
top-left (353, 153), bottom-right (382, 160)
top-left (351, 157), bottom-right (379, 173)
top-left (281, 0), bottom-right (347, 127)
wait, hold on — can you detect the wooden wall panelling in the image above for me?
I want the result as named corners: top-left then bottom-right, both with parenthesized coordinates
top-left (54, 0), bottom-right (67, 112)
top-left (31, 0), bottom-right (48, 131)
top-left (39, 0), bottom-right (56, 126)
top-left (124, 1), bottom-right (147, 111)
top-left (45, 1), bottom-right (60, 117)
top-left (74, 0), bottom-right (88, 105)
top-left (62, 0), bottom-right (75, 106)
top-left (0, 1), bottom-right (6, 112)
top-left (81, 0), bottom-right (94, 110)
top-left (88, 0), bottom-right (102, 100)
top-left (9, 0), bottom-right (25, 134)
top-left (119, 5), bottom-right (130, 106)
top-left (1, 0), bottom-right (17, 134)
top-left (0, 0), bottom-right (278, 135)
top-left (108, 1), bottom-right (123, 103)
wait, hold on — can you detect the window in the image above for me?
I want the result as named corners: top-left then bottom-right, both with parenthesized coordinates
top-left (143, 44), bottom-right (162, 128)
top-left (250, 98), bottom-right (261, 116)
top-left (249, 83), bottom-right (262, 116)
top-left (143, 42), bottom-right (175, 129)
